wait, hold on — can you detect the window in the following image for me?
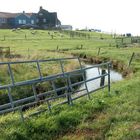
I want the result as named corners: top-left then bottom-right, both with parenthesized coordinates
top-left (1, 18), bottom-right (6, 23)
top-left (18, 19), bottom-right (26, 24)
top-left (23, 20), bottom-right (26, 24)
top-left (39, 13), bottom-right (43, 16)
top-left (43, 18), bottom-right (46, 23)
top-left (31, 20), bottom-right (35, 24)
top-left (18, 19), bottom-right (22, 24)
top-left (36, 19), bottom-right (39, 23)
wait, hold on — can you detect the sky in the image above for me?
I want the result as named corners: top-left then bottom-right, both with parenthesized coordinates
top-left (1, 0), bottom-right (140, 35)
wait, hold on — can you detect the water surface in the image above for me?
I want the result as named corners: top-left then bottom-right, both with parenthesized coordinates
top-left (80, 64), bottom-right (123, 92)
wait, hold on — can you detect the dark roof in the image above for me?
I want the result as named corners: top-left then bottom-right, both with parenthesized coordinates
top-left (0, 12), bottom-right (37, 18)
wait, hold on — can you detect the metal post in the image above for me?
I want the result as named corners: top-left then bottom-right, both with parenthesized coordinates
top-left (19, 107), bottom-right (24, 122)
top-left (100, 69), bottom-right (106, 87)
top-left (67, 75), bottom-right (73, 92)
top-left (78, 58), bottom-right (90, 99)
top-left (107, 63), bottom-right (111, 95)
top-left (32, 84), bottom-right (38, 102)
top-left (67, 92), bottom-right (73, 105)
top-left (51, 80), bottom-right (58, 96)
top-left (8, 63), bottom-right (15, 85)
top-left (46, 100), bottom-right (51, 113)
top-left (60, 60), bottom-right (72, 105)
top-left (66, 75), bottom-right (73, 105)
top-left (36, 61), bottom-right (42, 79)
top-left (7, 87), bottom-right (14, 108)
top-left (98, 67), bottom-right (100, 75)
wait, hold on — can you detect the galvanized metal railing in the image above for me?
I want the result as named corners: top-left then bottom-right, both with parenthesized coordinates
top-left (0, 57), bottom-right (111, 122)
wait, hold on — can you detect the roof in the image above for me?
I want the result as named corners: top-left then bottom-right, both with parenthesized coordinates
top-left (0, 12), bottom-right (19, 18)
top-left (0, 12), bottom-right (37, 18)
top-left (26, 13), bottom-right (37, 17)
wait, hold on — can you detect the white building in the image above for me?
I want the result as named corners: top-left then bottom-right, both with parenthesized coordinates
top-left (58, 25), bottom-right (72, 30)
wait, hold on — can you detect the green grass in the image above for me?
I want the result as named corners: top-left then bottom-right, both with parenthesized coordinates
top-left (0, 29), bottom-right (140, 140)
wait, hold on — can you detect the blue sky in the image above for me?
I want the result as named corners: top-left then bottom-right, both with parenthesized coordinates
top-left (1, 0), bottom-right (140, 35)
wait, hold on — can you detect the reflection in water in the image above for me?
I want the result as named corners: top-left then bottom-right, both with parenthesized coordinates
top-left (80, 65), bottom-right (123, 92)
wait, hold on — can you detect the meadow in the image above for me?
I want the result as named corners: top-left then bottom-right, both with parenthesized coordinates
top-left (0, 29), bottom-right (139, 140)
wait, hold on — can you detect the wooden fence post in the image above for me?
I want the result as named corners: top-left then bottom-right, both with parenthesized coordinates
top-left (56, 45), bottom-right (59, 50)
top-left (4, 35), bottom-right (5, 41)
top-left (28, 48), bottom-right (30, 58)
top-left (81, 44), bottom-right (83, 49)
top-left (128, 52), bottom-right (135, 67)
top-left (97, 48), bottom-right (101, 56)
top-left (121, 38), bottom-right (124, 44)
top-left (51, 35), bottom-right (53, 39)
top-left (0, 47), bottom-right (2, 57)
top-left (25, 34), bottom-right (27, 39)
top-left (8, 47), bottom-right (10, 56)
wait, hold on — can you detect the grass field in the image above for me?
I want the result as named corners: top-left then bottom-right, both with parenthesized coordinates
top-left (0, 29), bottom-right (140, 140)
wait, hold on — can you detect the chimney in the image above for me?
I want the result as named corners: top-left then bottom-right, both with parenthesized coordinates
top-left (40, 6), bottom-right (43, 10)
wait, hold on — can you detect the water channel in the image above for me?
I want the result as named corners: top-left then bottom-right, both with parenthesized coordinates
top-left (80, 64), bottom-right (123, 92)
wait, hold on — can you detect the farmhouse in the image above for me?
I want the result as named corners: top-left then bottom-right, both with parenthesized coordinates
top-left (0, 6), bottom-right (61, 29)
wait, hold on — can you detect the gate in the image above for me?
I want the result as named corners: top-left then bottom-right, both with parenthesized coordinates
top-left (0, 57), bottom-right (111, 121)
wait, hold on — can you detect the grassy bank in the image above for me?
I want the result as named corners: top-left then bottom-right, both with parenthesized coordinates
top-left (0, 29), bottom-right (140, 140)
